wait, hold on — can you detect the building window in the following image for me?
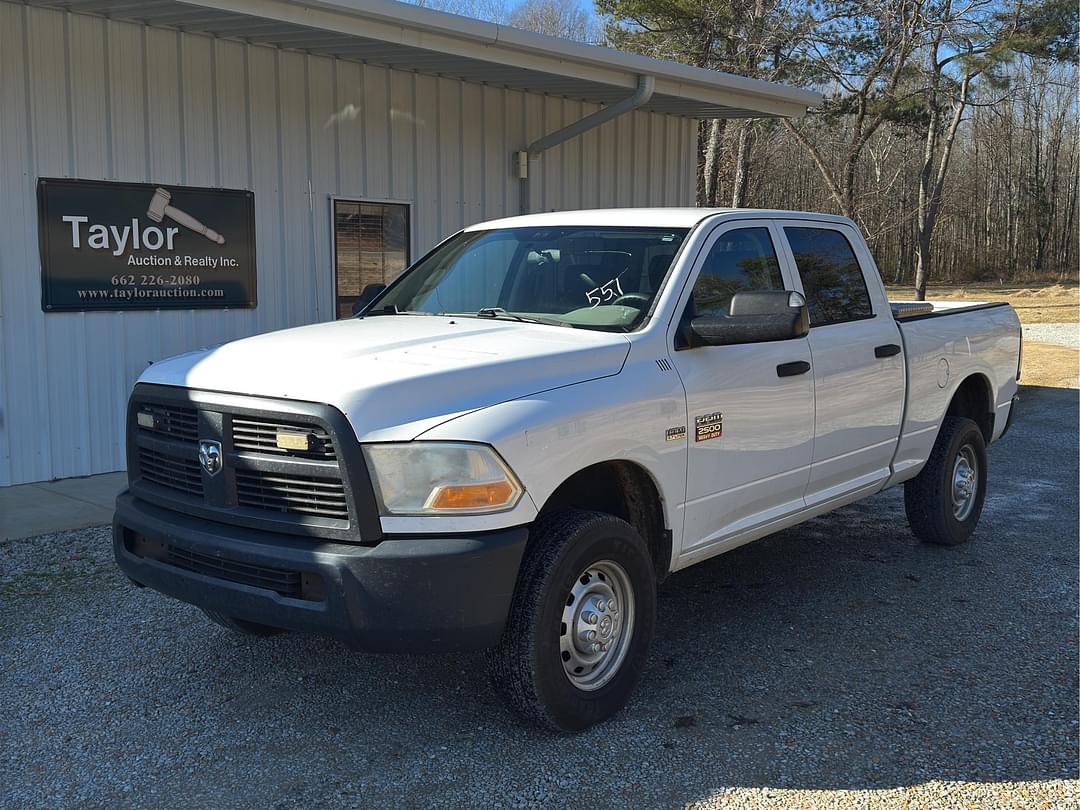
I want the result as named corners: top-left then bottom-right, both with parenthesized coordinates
top-left (333, 200), bottom-right (410, 318)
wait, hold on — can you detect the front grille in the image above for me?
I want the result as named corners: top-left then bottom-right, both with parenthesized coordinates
top-left (235, 470), bottom-right (349, 520)
top-left (136, 403), bottom-right (199, 441)
top-left (129, 390), bottom-right (356, 534)
top-left (137, 448), bottom-right (204, 496)
top-left (165, 544), bottom-right (307, 599)
top-left (232, 418), bottom-right (336, 460)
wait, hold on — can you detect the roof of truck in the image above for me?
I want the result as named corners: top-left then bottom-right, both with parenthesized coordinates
top-left (465, 208), bottom-right (855, 230)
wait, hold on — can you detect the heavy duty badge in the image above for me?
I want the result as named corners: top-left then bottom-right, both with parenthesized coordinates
top-left (694, 412), bottom-right (723, 442)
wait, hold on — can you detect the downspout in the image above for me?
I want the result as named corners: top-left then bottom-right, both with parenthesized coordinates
top-left (519, 75), bottom-right (656, 215)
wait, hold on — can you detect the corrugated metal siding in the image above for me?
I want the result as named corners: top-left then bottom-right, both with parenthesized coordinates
top-left (0, 2), bottom-right (697, 486)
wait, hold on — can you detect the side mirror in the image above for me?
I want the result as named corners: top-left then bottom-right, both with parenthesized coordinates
top-left (689, 290), bottom-right (809, 347)
top-left (352, 283), bottom-right (387, 316)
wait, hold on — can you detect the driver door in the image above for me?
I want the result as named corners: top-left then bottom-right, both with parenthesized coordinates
top-left (668, 221), bottom-right (815, 558)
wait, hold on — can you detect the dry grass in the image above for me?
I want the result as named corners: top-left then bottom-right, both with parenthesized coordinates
top-left (1021, 343), bottom-right (1079, 390)
top-left (887, 282), bottom-right (1079, 324)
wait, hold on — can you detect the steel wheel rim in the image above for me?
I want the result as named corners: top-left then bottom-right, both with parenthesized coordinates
top-left (951, 444), bottom-right (978, 521)
top-left (559, 559), bottom-right (635, 691)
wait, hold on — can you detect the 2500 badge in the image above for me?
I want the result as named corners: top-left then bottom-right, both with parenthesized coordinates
top-left (694, 412), bottom-right (723, 442)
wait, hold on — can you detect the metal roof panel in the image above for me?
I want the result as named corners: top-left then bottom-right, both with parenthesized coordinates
top-left (23, 0), bottom-right (821, 118)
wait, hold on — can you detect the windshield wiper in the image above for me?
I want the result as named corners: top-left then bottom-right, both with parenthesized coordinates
top-left (474, 307), bottom-right (572, 328)
top-left (363, 305), bottom-right (433, 316)
top-left (476, 307), bottom-right (525, 321)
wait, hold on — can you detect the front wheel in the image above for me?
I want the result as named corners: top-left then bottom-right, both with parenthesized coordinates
top-left (904, 416), bottom-right (988, 545)
top-left (486, 510), bottom-right (657, 732)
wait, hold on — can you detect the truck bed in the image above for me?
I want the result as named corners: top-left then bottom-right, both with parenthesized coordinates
top-left (887, 300), bottom-right (1021, 486)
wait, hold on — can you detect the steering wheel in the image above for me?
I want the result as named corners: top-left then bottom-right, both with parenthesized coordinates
top-left (610, 293), bottom-right (650, 309)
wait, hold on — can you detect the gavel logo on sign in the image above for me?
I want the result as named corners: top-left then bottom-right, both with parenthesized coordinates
top-left (146, 187), bottom-right (225, 245)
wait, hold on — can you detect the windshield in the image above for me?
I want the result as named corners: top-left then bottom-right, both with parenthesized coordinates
top-left (367, 226), bottom-right (689, 331)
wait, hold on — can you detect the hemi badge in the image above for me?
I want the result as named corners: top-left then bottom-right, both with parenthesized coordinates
top-left (136, 411), bottom-right (156, 429)
top-left (665, 426), bottom-right (686, 442)
top-left (276, 430), bottom-right (313, 451)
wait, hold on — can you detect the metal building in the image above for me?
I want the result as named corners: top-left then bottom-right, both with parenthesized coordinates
top-left (0, 0), bottom-right (818, 486)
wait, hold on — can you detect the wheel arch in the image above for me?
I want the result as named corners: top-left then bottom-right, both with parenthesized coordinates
top-left (537, 460), bottom-right (672, 581)
top-left (945, 373), bottom-right (995, 443)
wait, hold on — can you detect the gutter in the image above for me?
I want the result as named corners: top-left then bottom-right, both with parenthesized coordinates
top-left (299, 0), bottom-right (821, 108)
top-left (518, 75), bottom-right (656, 214)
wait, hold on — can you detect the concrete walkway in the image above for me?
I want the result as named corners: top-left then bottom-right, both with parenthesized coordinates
top-left (0, 472), bottom-right (125, 540)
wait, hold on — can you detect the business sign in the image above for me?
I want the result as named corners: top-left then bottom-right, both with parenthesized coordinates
top-left (38, 178), bottom-right (257, 311)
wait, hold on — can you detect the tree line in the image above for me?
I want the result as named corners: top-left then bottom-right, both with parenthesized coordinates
top-left (415, 0), bottom-right (1078, 294)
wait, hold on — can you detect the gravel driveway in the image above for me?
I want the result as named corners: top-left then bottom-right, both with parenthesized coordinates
top-left (1022, 321), bottom-right (1080, 349)
top-left (2, 385), bottom-right (1077, 809)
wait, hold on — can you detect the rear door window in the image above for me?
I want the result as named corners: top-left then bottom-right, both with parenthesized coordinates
top-left (690, 227), bottom-right (784, 317)
top-left (784, 227), bottom-right (873, 326)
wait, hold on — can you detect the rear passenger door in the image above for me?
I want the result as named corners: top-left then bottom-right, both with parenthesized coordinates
top-left (778, 221), bottom-right (905, 506)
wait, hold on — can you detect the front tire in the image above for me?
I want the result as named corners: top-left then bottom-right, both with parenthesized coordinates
top-left (904, 416), bottom-right (988, 545)
top-left (486, 510), bottom-right (657, 732)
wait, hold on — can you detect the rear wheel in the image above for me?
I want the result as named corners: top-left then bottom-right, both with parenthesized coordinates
top-left (904, 416), bottom-right (988, 545)
top-left (202, 609), bottom-right (285, 637)
top-left (486, 509), bottom-right (657, 732)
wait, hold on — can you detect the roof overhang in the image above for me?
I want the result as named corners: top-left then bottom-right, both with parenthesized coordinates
top-left (22, 0), bottom-right (823, 118)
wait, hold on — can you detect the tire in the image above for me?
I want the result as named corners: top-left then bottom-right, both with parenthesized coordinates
top-left (202, 609), bottom-right (285, 637)
top-left (486, 509), bottom-right (657, 733)
top-left (904, 416), bottom-right (988, 546)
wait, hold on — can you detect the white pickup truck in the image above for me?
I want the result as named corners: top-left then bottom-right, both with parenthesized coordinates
top-left (114, 208), bottom-right (1021, 731)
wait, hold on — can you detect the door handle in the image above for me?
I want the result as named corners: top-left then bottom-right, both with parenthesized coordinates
top-left (875, 343), bottom-right (902, 358)
top-left (776, 360), bottom-right (811, 377)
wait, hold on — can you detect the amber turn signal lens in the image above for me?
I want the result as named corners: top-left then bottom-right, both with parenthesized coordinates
top-left (428, 480), bottom-right (516, 511)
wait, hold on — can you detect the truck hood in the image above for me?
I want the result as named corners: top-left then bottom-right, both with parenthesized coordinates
top-left (138, 315), bottom-right (630, 441)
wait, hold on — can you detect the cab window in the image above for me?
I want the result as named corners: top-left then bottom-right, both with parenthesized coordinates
top-left (784, 227), bottom-right (873, 326)
top-left (689, 227), bottom-right (784, 317)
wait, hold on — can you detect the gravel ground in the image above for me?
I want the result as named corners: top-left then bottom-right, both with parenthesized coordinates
top-left (1, 385), bottom-right (1077, 810)
top-left (1022, 322), bottom-right (1080, 349)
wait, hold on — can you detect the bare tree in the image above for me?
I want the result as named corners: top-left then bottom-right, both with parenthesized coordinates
top-left (509, 0), bottom-right (600, 41)
top-left (782, 0), bottom-right (927, 222)
top-left (421, 0), bottom-right (1079, 284)
top-left (409, 0), bottom-right (598, 43)
top-left (600, 0), bottom-right (814, 206)
top-left (411, 0), bottom-right (512, 23)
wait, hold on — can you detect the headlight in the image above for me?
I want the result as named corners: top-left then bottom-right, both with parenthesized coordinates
top-left (362, 442), bottom-right (524, 516)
